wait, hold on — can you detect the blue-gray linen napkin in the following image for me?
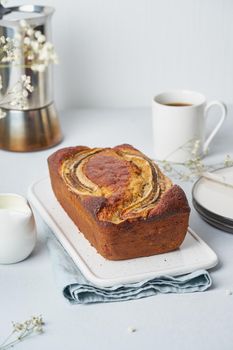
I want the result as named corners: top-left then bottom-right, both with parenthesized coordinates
top-left (46, 228), bottom-right (212, 304)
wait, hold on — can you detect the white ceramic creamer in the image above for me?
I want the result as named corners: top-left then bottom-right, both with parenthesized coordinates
top-left (0, 193), bottom-right (36, 264)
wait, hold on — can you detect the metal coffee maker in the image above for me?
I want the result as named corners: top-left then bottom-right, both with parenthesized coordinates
top-left (0, 4), bottom-right (62, 152)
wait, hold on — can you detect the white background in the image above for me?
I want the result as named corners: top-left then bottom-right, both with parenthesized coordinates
top-left (8, 0), bottom-right (233, 110)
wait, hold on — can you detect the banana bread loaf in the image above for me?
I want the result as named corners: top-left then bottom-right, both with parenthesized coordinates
top-left (48, 144), bottom-right (190, 260)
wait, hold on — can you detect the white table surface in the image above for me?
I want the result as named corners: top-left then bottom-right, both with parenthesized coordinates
top-left (1, 107), bottom-right (233, 350)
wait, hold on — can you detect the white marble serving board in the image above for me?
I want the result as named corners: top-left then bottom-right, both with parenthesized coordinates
top-left (28, 177), bottom-right (218, 287)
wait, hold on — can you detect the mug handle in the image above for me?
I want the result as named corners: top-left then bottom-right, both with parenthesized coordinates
top-left (203, 100), bottom-right (227, 154)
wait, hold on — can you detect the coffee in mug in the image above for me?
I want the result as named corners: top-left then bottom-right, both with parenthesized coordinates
top-left (152, 90), bottom-right (227, 163)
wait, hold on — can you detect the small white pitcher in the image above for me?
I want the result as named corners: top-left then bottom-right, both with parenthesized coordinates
top-left (0, 193), bottom-right (36, 264)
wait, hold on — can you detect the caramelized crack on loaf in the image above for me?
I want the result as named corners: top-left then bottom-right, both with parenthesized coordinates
top-left (48, 144), bottom-right (190, 260)
top-left (60, 145), bottom-right (173, 223)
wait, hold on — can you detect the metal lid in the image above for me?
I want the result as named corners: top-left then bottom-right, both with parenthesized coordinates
top-left (0, 5), bottom-right (54, 26)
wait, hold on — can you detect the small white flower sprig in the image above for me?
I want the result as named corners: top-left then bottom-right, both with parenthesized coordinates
top-left (0, 74), bottom-right (34, 116)
top-left (0, 35), bottom-right (18, 64)
top-left (157, 139), bottom-right (233, 182)
top-left (0, 20), bottom-right (58, 72)
top-left (0, 16), bottom-right (58, 116)
top-left (18, 19), bottom-right (58, 72)
top-left (0, 14), bottom-right (58, 116)
top-left (0, 315), bottom-right (44, 350)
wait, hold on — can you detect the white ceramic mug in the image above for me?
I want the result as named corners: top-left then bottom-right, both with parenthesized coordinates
top-left (152, 90), bottom-right (227, 163)
top-left (0, 193), bottom-right (37, 264)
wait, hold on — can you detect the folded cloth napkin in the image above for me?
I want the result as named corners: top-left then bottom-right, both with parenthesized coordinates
top-left (46, 228), bottom-right (212, 304)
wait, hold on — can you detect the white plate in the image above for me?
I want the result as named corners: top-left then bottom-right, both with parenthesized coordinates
top-left (28, 178), bottom-right (218, 287)
top-left (193, 167), bottom-right (233, 221)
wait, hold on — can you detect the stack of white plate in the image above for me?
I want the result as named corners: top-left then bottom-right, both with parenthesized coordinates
top-left (192, 167), bottom-right (233, 233)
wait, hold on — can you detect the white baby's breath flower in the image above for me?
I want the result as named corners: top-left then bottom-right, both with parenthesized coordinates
top-left (34, 31), bottom-right (42, 39)
top-left (37, 35), bottom-right (46, 44)
top-left (1, 20), bottom-right (58, 71)
top-left (18, 23), bottom-right (58, 71)
top-left (191, 139), bottom-right (201, 156)
top-left (0, 315), bottom-right (44, 349)
top-left (21, 74), bottom-right (27, 82)
top-left (21, 75), bottom-right (34, 92)
top-left (12, 322), bottom-right (25, 332)
top-left (0, 75), bottom-right (34, 109)
top-left (26, 28), bottom-right (34, 37)
top-left (0, 20), bottom-right (58, 111)
top-left (19, 19), bottom-right (28, 28)
top-left (22, 89), bottom-right (28, 97)
top-left (23, 37), bottom-right (31, 45)
top-left (0, 36), bottom-right (18, 63)
top-left (224, 155), bottom-right (233, 167)
top-left (31, 40), bottom-right (39, 51)
top-left (0, 36), bottom-right (6, 44)
top-left (156, 138), bottom-right (233, 182)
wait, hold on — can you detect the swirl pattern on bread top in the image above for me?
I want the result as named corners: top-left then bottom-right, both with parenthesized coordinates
top-left (60, 144), bottom-right (173, 223)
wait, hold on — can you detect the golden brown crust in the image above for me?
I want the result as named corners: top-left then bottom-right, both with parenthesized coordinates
top-left (48, 144), bottom-right (190, 260)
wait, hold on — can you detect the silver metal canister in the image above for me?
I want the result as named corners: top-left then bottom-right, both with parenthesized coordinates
top-left (0, 5), bottom-right (62, 152)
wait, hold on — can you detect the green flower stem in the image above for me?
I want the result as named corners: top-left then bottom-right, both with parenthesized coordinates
top-left (0, 331), bottom-right (15, 348)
